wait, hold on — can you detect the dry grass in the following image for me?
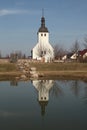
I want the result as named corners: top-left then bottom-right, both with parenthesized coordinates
top-left (0, 63), bottom-right (20, 80)
top-left (29, 62), bottom-right (87, 71)
top-left (0, 63), bottom-right (17, 72)
top-left (29, 62), bottom-right (87, 81)
top-left (0, 62), bottom-right (87, 72)
top-left (0, 62), bottom-right (87, 81)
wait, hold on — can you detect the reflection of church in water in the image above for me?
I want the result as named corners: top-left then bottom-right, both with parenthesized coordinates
top-left (32, 80), bottom-right (54, 116)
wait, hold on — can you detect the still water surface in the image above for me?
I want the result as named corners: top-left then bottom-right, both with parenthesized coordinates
top-left (0, 80), bottom-right (87, 130)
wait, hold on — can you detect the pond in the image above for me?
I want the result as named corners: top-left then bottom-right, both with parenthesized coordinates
top-left (0, 79), bottom-right (87, 130)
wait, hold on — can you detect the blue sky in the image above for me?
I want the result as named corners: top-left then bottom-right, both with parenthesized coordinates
top-left (0, 0), bottom-right (87, 56)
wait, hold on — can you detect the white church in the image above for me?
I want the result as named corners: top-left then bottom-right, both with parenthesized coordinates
top-left (32, 14), bottom-right (54, 62)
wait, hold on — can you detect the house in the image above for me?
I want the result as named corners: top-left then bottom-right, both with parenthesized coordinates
top-left (70, 53), bottom-right (78, 60)
top-left (62, 52), bottom-right (79, 61)
top-left (78, 49), bottom-right (87, 59)
top-left (62, 53), bottom-right (73, 61)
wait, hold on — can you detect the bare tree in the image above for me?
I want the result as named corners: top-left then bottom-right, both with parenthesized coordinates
top-left (54, 44), bottom-right (67, 59)
top-left (71, 40), bottom-right (80, 53)
top-left (10, 53), bottom-right (18, 63)
top-left (83, 36), bottom-right (87, 49)
top-left (22, 54), bottom-right (26, 59)
top-left (50, 81), bottom-right (63, 97)
top-left (15, 51), bottom-right (22, 59)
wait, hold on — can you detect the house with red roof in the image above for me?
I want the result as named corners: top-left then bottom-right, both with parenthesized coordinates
top-left (78, 49), bottom-right (87, 59)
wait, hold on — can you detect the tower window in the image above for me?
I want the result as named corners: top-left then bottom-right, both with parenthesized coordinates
top-left (44, 51), bottom-right (46, 54)
top-left (41, 34), bottom-right (43, 36)
top-left (41, 51), bottom-right (43, 55)
top-left (44, 34), bottom-right (46, 36)
top-left (41, 97), bottom-right (43, 100)
top-left (44, 97), bottom-right (46, 100)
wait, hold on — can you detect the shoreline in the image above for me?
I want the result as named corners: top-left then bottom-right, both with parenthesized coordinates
top-left (0, 70), bottom-right (87, 81)
top-left (38, 70), bottom-right (87, 81)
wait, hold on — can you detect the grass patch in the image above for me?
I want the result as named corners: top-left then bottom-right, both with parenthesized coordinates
top-left (29, 62), bottom-right (87, 71)
top-left (0, 62), bottom-right (87, 72)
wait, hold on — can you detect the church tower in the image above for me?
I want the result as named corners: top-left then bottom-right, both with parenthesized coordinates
top-left (32, 12), bottom-right (54, 62)
top-left (38, 14), bottom-right (49, 44)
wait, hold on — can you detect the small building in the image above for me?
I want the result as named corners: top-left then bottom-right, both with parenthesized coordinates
top-left (78, 49), bottom-right (87, 62)
top-left (78, 49), bottom-right (87, 59)
top-left (32, 15), bottom-right (54, 62)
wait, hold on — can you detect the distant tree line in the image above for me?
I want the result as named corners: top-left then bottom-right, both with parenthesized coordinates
top-left (10, 51), bottom-right (27, 63)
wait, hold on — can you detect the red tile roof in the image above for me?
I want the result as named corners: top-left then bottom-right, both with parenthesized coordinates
top-left (78, 49), bottom-right (87, 56)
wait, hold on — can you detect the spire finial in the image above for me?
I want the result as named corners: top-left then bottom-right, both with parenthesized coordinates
top-left (42, 8), bottom-right (44, 17)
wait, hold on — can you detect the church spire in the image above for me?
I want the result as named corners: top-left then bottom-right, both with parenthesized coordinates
top-left (38, 9), bottom-right (48, 32)
top-left (42, 8), bottom-right (44, 17)
top-left (41, 16), bottom-right (45, 28)
top-left (41, 8), bottom-right (45, 28)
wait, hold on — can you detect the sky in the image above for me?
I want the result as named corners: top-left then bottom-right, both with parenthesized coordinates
top-left (0, 0), bottom-right (87, 56)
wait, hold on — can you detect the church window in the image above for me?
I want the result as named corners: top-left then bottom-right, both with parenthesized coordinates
top-left (44, 34), bottom-right (46, 36)
top-left (44, 97), bottom-right (46, 100)
top-left (41, 34), bottom-right (43, 36)
top-left (41, 51), bottom-right (43, 55)
top-left (41, 97), bottom-right (43, 100)
top-left (44, 51), bottom-right (46, 54)
top-left (41, 51), bottom-right (46, 56)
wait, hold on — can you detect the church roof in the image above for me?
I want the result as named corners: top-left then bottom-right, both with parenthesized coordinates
top-left (38, 16), bottom-right (48, 32)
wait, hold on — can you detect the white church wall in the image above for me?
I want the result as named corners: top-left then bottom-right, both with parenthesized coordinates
top-left (38, 32), bottom-right (49, 44)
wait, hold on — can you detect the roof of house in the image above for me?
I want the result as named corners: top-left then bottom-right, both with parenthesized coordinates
top-left (78, 49), bottom-right (87, 56)
top-left (67, 53), bottom-right (73, 58)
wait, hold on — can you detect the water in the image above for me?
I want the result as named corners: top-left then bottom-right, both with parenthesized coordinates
top-left (0, 80), bottom-right (87, 130)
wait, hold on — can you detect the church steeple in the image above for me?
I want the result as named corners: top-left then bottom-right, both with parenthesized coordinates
top-left (41, 17), bottom-right (45, 28)
top-left (39, 101), bottom-right (48, 116)
top-left (42, 8), bottom-right (44, 17)
top-left (38, 10), bottom-right (48, 32)
top-left (41, 9), bottom-right (45, 28)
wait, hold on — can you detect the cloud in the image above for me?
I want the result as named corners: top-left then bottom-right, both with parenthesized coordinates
top-left (0, 9), bottom-right (28, 16)
top-left (0, 9), bottom-right (40, 16)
